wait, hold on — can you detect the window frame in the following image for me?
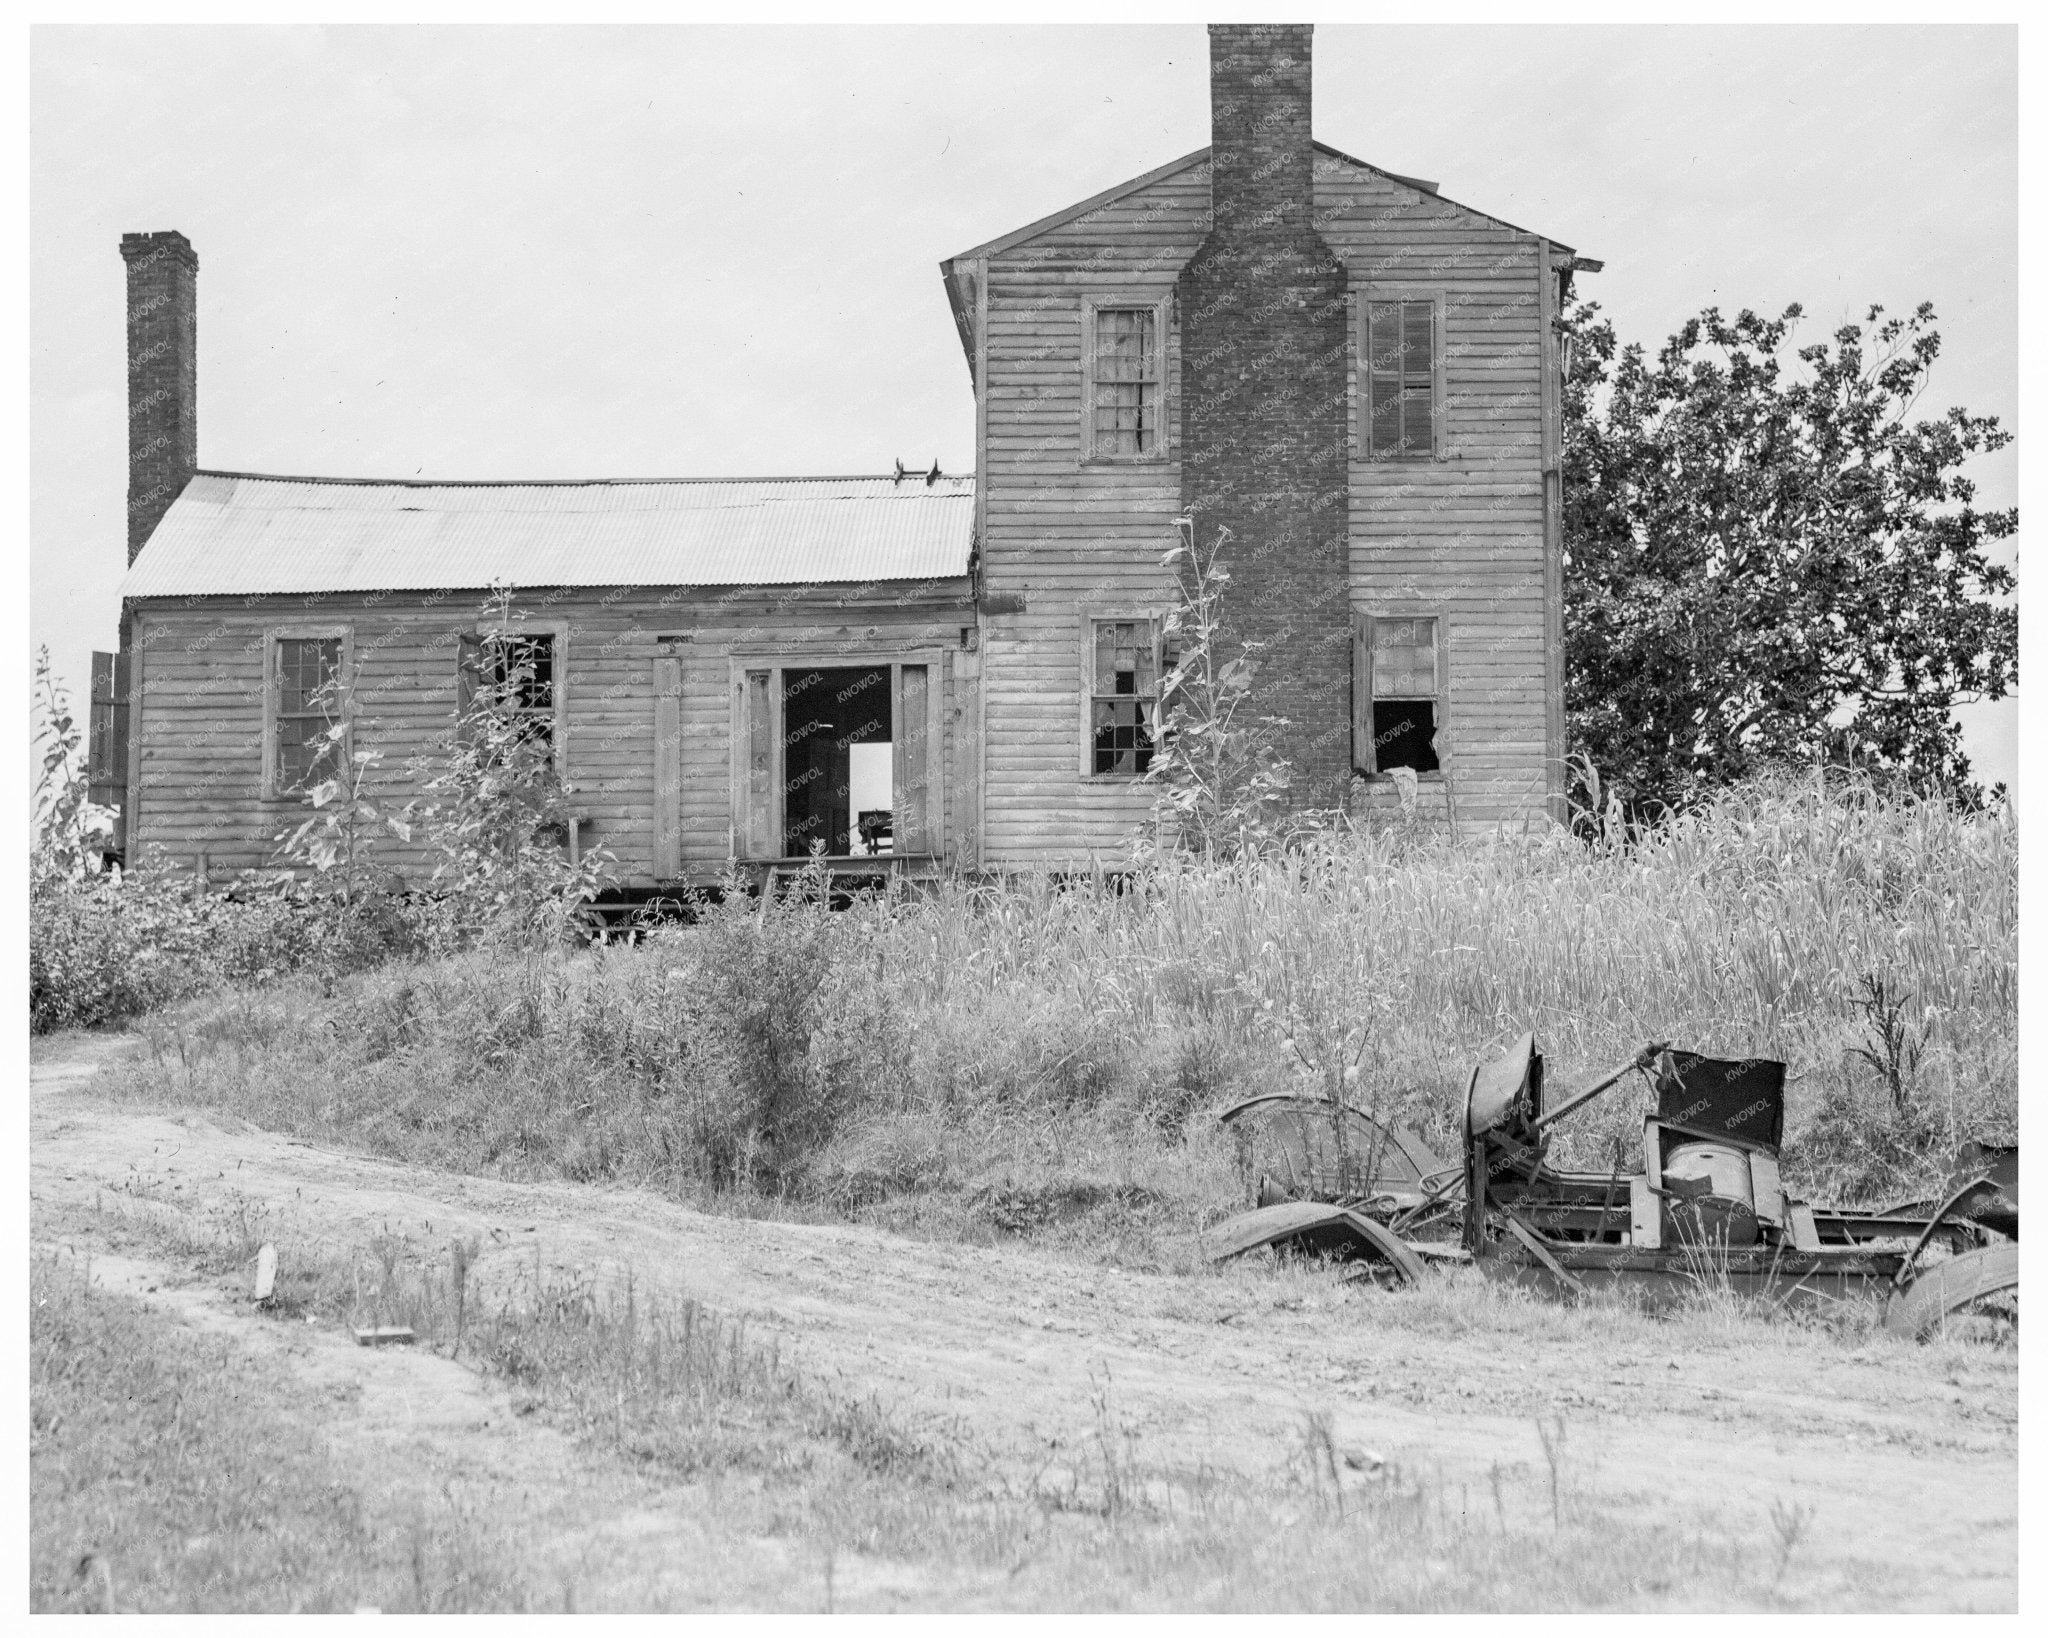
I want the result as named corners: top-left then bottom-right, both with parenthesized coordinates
top-left (1355, 286), bottom-right (1448, 463)
top-left (460, 618), bottom-right (570, 770)
top-left (1077, 611), bottom-right (1167, 780)
top-left (263, 623), bottom-right (353, 801)
top-left (1080, 295), bottom-right (1172, 466)
top-left (1353, 608), bottom-right (1450, 778)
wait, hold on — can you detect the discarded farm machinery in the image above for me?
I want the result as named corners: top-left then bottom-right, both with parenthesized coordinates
top-left (1204, 1035), bottom-right (2018, 1342)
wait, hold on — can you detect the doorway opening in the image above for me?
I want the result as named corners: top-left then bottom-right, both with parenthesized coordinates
top-left (781, 666), bottom-right (893, 858)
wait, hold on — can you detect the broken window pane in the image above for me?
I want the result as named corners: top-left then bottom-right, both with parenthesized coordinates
top-left (1091, 618), bottom-right (1157, 775)
top-left (1369, 614), bottom-right (1440, 773)
top-left (476, 633), bottom-right (557, 752)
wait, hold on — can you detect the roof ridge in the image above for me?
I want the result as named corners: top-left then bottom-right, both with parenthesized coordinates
top-left (196, 469), bottom-right (976, 490)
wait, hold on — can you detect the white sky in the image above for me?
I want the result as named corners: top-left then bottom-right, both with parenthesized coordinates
top-left (29, 23), bottom-right (2019, 789)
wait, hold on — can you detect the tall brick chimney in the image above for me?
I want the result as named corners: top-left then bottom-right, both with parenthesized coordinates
top-left (1177, 24), bottom-right (1352, 808)
top-left (120, 230), bottom-right (198, 564)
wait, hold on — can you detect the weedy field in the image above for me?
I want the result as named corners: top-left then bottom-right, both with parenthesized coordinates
top-left (92, 776), bottom-right (2016, 1253)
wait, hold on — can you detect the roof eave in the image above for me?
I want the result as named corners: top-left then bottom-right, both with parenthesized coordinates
top-left (943, 145), bottom-right (1212, 267)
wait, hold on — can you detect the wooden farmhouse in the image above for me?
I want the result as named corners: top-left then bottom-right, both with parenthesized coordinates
top-left (91, 24), bottom-right (1591, 893)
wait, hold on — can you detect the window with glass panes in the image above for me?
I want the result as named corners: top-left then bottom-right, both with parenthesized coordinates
top-left (1091, 308), bottom-right (1160, 458)
top-left (1365, 615), bottom-right (1441, 774)
top-left (273, 637), bottom-right (343, 794)
top-left (1365, 299), bottom-right (1437, 459)
top-left (1089, 618), bottom-right (1158, 776)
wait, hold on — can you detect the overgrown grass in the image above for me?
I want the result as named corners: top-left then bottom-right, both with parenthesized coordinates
top-left (27, 1252), bottom-right (529, 1613)
top-left (92, 777), bottom-right (2016, 1250)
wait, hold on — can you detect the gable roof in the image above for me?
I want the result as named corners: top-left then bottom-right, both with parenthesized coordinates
top-left (121, 471), bottom-right (977, 599)
top-left (939, 141), bottom-right (1581, 376)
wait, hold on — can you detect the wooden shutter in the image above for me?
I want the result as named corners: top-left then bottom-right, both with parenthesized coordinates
top-left (893, 663), bottom-right (933, 855)
top-left (733, 667), bottom-right (778, 860)
top-left (1365, 299), bottom-right (1439, 458)
top-left (1402, 301), bottom-right (1436, 456)
top-left (1352, 613), bottom-right (1374, 773)
top-left (652, 655), bottom-right (683, 879)
top-left (455, 632), bottom-right (481, 740)
top-left (88, 650), bottom-right (130, 850)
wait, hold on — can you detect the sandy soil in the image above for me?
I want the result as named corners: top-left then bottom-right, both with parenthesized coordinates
top-left (29, 1034), bottom-right (2018, 1610)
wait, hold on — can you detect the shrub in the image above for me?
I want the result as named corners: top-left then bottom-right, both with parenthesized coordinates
top-left (28, 864), bottom-right (413, 1034)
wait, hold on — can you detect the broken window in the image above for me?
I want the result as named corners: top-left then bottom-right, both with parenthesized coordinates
top-left (459, 631), bottom-right (560, 761)
top-left (1358, 614), bottom-right (1441, 775)
top-left (1089, 617), bottom-right (1159, 777)
top-left (1090, 306), bottom-right (1162, 459)
top-left (1364, 298), bottom-right (1438, 459)
top-left (271, 634), bottom-right (345, 795)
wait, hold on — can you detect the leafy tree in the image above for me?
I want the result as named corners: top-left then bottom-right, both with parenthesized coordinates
top-left (1562, 299), bottom-right (2016, 813)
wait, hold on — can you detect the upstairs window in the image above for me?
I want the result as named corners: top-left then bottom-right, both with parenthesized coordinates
top-left (1355, 614), bottom-right (1442, 774)
top-left (1087, 304), bottom-right (1165, 460)
top-left (1363, 297), bottom-right (1441, 460)
top-left (1086, 616), bottom-right (1161, 776)
top-left (266, 629), bottom-right (348, 797)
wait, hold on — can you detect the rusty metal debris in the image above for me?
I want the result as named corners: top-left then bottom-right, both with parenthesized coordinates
top-left (1206, 1034), bottom-right (2018, 1341)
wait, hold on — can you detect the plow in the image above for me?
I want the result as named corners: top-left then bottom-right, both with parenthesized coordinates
top-left (1203, 1034), bottom-right (2018, 1342)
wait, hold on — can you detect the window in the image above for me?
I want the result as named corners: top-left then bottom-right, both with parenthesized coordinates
top-left (483, 633), bottom-right (557, 749)
top-left (1356, 614), bottom-right (1442, 775)
top-left (265, 629), bottom-right (348, 798)
top-left (1363, 296), bottom-right (1441, 459)
top-left (459, 629), bottom-right (562, 760)
top-left (1086, 617), bottom-right (1161, 776)
top-left (1086, 303), bottom-right (1165, 460)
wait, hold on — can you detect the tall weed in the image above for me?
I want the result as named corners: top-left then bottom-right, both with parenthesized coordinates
top-left (93, 777), bottom-right (2014, 1222)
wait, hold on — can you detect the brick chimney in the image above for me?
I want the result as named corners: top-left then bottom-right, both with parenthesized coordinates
top-left (1177, 24), bottom-right (1352, 808)
top-left (120, 230), bottom-right (198, 564)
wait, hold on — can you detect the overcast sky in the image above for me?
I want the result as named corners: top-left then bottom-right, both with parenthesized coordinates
top-left (30, 23), bottom-right (2018, 789)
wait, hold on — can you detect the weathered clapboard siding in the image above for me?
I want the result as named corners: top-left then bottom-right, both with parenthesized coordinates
top-left (969, 148), bottom-right (1561, 863)
top-left (971, 160), bottom-right (1211, 865)
top-left (1316, 152), bottom-right (1553, 831)
top-left (128, 582), bottom-right (973, 884)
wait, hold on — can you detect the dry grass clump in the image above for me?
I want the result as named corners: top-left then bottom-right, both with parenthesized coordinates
top-left (94, 776), bottom-right (2014, 1243)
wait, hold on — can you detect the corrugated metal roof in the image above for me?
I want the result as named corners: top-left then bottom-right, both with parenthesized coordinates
top-left (121, 471), bottom-right (978, 598)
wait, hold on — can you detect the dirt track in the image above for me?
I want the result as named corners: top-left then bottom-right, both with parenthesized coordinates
top-left (30, 1035), bottom-right (2018, 1610)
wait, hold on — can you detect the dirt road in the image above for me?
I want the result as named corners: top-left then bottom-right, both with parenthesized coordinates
top-left (30, 1035), bottom-right (2018, 1610)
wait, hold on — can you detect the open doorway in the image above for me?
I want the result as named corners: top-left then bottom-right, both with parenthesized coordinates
top-left (781, 665), bottom-right (892, 858)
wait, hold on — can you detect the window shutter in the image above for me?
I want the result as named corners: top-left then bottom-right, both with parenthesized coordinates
top-left (1352, 613), bottom-right (1375, 773)
top-left (455, 633), bottom-right (481, 741)
top-left (652, 655), bottom-right (683, 879)
top-left (1404, 301), bottom-right (1436, 457)
top-left (893, 663), bottom-right (932, 855)
top-left (88, 651), bottom-right (131, 852)
top-left (736, 668), bottom-right (777, 860)
top-left (1367, 302), bottom-right (1401, 457)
